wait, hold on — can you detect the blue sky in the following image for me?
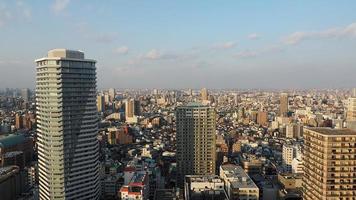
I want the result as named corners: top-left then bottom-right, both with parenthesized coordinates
top-left (1, 0), bottom-right (356, 89)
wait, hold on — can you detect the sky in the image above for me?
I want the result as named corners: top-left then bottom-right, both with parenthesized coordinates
top-left (0, 0), bottom-right (356, 89)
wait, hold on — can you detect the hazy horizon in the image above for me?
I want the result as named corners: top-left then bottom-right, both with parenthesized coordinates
top-left (1, 1), bottom-right (356, 89)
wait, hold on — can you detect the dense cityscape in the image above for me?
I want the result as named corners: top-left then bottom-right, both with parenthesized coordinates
top-left (1, 1), bottom-right (356, 200)
top-left (0, 49), bottom-right (356, 200)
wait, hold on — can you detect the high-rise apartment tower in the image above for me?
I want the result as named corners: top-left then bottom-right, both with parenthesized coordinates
top-left (176, 102), bottom-right (216, 186)
top-left (347, 88), bottom-right (356, 130)
top-left (279, 93), bottom-right (288, 117)
top-left (36, 49), bottom-right (100, 199)
top-left (303, 127), bottom-right (356, 199)
top-left (201, 88), bottom-right (209, 101)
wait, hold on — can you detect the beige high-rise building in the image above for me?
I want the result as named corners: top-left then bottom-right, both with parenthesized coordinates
top-left (279, 93), bottom-right (288, 117)
top-left (97, 94), bottom-right (105, 112)
top-left (108, 88), bottom-right (115, 102)
top-left (257, 111), bottom-right (268, 126)
top-left (125, 98), bottom-right (140, 118)
top-left (201, 88), bottom-right (209, 101)
top-left (36, 49), bottom-right (100, 200)
top-left (303, 128), bottom-right (356, 200)
top-left (347, 88), bottom-right (356, 130)
top-left (176, 102), bottom-right (216, 186)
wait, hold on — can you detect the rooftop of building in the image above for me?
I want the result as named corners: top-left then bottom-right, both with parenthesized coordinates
top-left (185, 175), bottom-right (228, 200)
top-left (154, 189), bottom-right (179, 200)
top-left (48, 49), bottom-right (84, 59)
top-left (178, 102), bottom-right (210, 108)
top-left (220, 164), bottom-right (259, 189)
top-left (306, 127), bottom-right (356, 136)
top-left (185, 175), bottom-right (223, 183)
top-left (0, 134), bottom-right (26, 149)
top-left (189, 191), bottom-right (228, 200)
top-left (4, 151), bottom-right (23, 158)
top-left (0, 166), bottom-right (19, 182)
top-left (35, 49), bottom-right (96, 62)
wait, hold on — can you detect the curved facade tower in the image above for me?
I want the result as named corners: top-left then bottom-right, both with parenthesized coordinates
top-left (36, 49), bottom-right (100, 199)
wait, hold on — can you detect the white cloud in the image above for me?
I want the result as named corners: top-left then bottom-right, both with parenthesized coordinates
top-left (114, 46), bottom-right (129, 55)
top-left (0, 5), bottom-right (11, 27)
top-left (0, 1), bottom-right (31, 28)
top-left (94, 33), bottom-right (118, 43)
top-left (52, 0), bottom-right (70, 14)
top-left (143, 49), bottom-right (181, 60)
top-left (284, 22), bottom-right (356, 45)
top-left (16, 1), bottom-right (31, 19)
top-left (212, 41), bottom-right (237, 50)
top-left (248, 33), bottom-right (260, 40)
top-left (234, 50), bottom-right (257, 59)
top-left (144, 49), bottom-right (161, 60)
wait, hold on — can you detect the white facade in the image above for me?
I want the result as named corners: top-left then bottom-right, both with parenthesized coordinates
top-left (292, 158), bottom-right (303, 174)
top-left (282, 144), bottom-right (296, 172)
top-left (36, 49), bottom-right (100, 200)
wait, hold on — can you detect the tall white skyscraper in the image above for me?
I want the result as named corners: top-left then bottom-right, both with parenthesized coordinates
top-left (36, 49), bottom-right (100, 199)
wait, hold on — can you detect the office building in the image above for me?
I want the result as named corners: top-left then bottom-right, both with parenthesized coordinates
top-left (36, 49), bottom-right (100, 199)
top-left (176, 103), bottom-right (216, 186)
top-left (219, 164), bottom-right (259, 200)
top-left (279, 93), bottom-right (288, 117)
top-left (303, 128), bottom-right (356, 199)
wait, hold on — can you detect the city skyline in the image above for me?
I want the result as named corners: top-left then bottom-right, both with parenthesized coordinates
top-left (1, 1), bottom-right (356, 89)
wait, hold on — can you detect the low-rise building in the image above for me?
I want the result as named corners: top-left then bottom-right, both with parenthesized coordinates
top-left (0, 165), bottom-right (29, 200)
top-left (184, 175), bottom-right (228, 200)
top-left (120, 172), bottom-right (149, 200)
top-left (220, 164), bottom-right (259, 200)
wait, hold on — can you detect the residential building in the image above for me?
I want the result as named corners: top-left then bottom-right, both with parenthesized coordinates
top-left (282, 144), bottom-right (296, 173)
top-left (279, 93), bottom-right (288, 117)
top-left (303, 128), bottom-right (356, 199)
top-left (176, 103), bottom-right (216, 186)
top-left (120, 172), bottom-right (149, 200)
top-left (201, 88), bottom-right (208, 101)
top-left (97, 94), bottom-right (105, 112)
top-left (347, 88), bottom-right (356, 130)
top-left (35, 49), bottom-right (100, 199)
